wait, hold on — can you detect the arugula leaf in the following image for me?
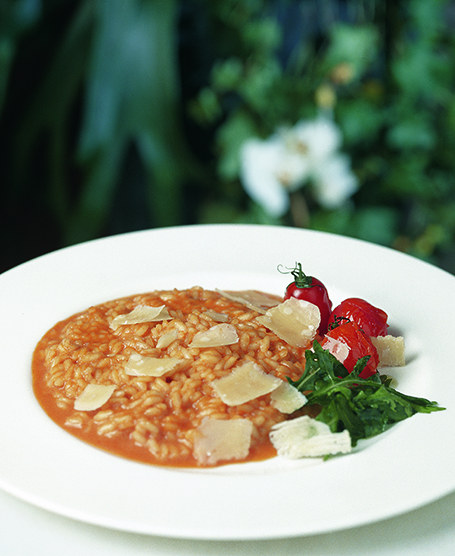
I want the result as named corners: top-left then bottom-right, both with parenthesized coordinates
top-left (288, 342), bottom-right (445, 445)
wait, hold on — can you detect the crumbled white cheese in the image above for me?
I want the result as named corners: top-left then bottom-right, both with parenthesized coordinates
top-left (124, 353), bottom-right (184, 377)
top-left (193, 417), bottom-right (254, 465)
top-left (212, 361), bottom-right (282, 406)
top-left (74, 384), bottom-right (116, 412)
top-left (270, 415), bottom-right (352, 458)
top-left (110, 304), bottom-right (172, 330)
top-left (370, 335), bottom-right (406, 367)
top-left (188, 323), bottom-right (238, 348)
top-left (256, 297), bottom-right (320, 348)
top-left (270, 381), bottom-right (307, 413)
top-left (321, 335), bottom-right (350, 364)
top-left (156, 328), bottom-right (179, 349)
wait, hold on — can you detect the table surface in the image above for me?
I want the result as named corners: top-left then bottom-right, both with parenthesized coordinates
top-left (2, 485), bottom-right (455, 556)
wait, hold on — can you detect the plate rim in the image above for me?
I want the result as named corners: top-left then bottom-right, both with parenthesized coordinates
top-left (0, 223), bottom-right (454, 540)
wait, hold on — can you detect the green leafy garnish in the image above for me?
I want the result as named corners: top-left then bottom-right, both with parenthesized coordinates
top-left (288, 342), bottom-right (445, 446)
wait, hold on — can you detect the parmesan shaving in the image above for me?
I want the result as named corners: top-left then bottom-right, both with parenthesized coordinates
top-left (256, 297), bottom-right (320, 348)
top-left (216, 289), bottom-right (281, 313)
top-left (124, 353), bottom-right (184, 377)
top-left (156, 328), bottom-right (179, 349)
top-left (212, 361), bottom-right (282, 406)
top-left (270, 415), bottom-right (352, 458)
top-left (189, 323), bottom-right (238, 348)
top-left (193, 417), bottom-right (253, 465)
top-left (74, 384), bottom-right (116, 412)
top-left (270, 381), bottom-right (307, 413)
top-left (110, 304), bottom-right (172, 330)
top-left (371, 335), bottom-right (406, 367)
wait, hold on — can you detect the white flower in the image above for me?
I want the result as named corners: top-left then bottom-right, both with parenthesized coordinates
top-left (312, 154), bottom-right (358, 208)
top-left (240, 137), bottom-right (307, 217)
top-left (240, 117), bottom-right (358, 217)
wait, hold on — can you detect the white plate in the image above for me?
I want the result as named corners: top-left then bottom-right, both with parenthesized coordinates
top-left (0, 224), bottom-right (453, 540)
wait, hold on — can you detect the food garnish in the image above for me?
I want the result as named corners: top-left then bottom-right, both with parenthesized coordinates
top-left (33, 265), bottom-right (445, 468)
top-left (279, 262), bottom-right (332, 335)
top-left (256, 297), bottom-right (320, 348)
top-left (193, 418), bottom-right (254, 466)
top-left (321, 318), bottom-right (379, 378)
top-left (327, 297), bottom-right (389, 337)
top-left (269, 262), bottom-right (445, 459)
top-left (74, 384), bottom-right (116, 412)
top-left (188, 323), bottom-right (239, 347)
top-left (371, 335), bottom-right (406, 367)
top-left (287, 341), bottom-right (444, 448)
top-left (124, 354), bottom-right (185, 377)
top-left (110, 304), bottom-right (171, 329)
top-left (212, 361), bottom-right (283, 406)
top-left (270, 415), bottom-right (352, 458)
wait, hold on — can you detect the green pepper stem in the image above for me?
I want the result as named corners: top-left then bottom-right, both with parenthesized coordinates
top-left (278, 263), bottom-right (313, 288)
top-left (291, 262), bottom-right (312, 288)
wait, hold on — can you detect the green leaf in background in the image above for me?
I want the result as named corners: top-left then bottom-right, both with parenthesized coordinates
top-left (391, 44), bottom-right (448, 103)
top-left (12, 0), bottom-right (94, 224)
top-left (211, 57), bottom-right (244, 92)
top-left (312, 206), bottom-right (398, 247)
top-left (199, 197), bottom-right (280, 227)
top-left (216, 109), bottom-right (259, 181)
top-left (238, 56), bottom-right (283, 116)
top-left (0, 0), bottom-right (42, 112)
top-left (7, 0), bottom-right (203, 249)
top-left (384, 155), bottom-right (452, 201)
top-left (349, 206), bottom-right (399, 246)
top-left (2, 0), bottom-right (455, 275)
top-left (242, 16), bottom-right (282, 54)
top-left (387, 115), bottom-right (437, 151)
top-left (322, 23), bottom-right (379, 81)
top-left (337, 98), bottom-right (383, 146)
top-left (72, 0), bottom-right (200, 243)
top-left (0, 36), bottom-right (14, 115)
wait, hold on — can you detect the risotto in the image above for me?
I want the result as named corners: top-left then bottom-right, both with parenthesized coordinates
top-left (32, 287), bottom-right (313, 468)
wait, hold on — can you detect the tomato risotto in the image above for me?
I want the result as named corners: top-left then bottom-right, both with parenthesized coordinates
top-left (32, 287), bottom-right (313, 467)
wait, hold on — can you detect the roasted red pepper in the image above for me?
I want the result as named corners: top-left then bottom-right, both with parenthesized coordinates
top-left (321, 319), bottom-right (379, 378)
top-left (328, 297), bottom-right (388, 337)
top-left (282, 263), bottom-right (332, 335)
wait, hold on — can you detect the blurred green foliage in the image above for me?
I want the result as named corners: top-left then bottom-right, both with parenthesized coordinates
top-left (1, 0), bottom-right (455, 274)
